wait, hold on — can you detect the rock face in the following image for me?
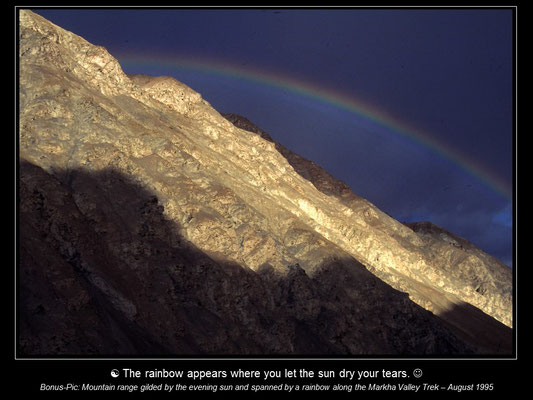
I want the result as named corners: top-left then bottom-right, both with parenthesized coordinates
top-left (18, 10), bottom-right (512, 356)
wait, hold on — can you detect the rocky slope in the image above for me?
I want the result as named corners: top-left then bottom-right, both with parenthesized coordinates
top-left (18, 10), bottom-right (512, 355)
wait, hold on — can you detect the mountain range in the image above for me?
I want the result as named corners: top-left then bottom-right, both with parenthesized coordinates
top-left (18, 10), bottom-right (512, 356)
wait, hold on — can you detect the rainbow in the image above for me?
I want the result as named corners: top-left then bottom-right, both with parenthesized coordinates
top-left (117, 52), bottom-right (513, 201)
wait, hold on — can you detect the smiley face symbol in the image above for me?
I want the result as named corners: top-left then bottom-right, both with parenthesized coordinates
top-left (111, 369), bottom-right (120, 378)
top-left (413, 368), bottom-right (423, 378)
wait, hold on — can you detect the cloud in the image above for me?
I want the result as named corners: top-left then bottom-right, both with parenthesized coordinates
top-left (492, 203), bottom-right (513, 228)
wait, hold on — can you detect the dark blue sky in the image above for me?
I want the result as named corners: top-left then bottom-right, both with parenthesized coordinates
top-left (30, 8), bottom-right (514, 266)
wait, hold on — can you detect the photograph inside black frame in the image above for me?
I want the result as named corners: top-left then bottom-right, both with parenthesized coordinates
top-left (17, 7), bottom-right (514, 358)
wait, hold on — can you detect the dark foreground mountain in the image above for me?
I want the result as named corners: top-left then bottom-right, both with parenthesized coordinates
top-left (18, 10), bottom-right (512, 355)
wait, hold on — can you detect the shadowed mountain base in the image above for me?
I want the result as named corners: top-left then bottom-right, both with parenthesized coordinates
top-left (19, 160), bottom-right (485, 356)
top-left (437, 302), bottom-right (512, 355)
